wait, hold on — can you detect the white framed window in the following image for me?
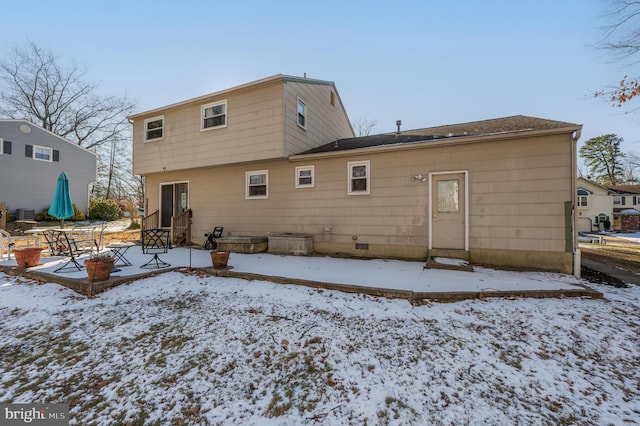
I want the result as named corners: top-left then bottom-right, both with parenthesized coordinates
top-left (297, 98), bottom-right (307, 129)
top-left (201, 100), bottom-right (227, 130)
top-left (348, 160), bottom-right (370, 195)
top-left (33, 145), bottom-right (52, 162)
top-left (295, 165), bottom-right (315, 188)
top-left (577, 189), bottom-right (589, 208)
top-left (246, 170), bottom-right (268, 199)
top-left (613, 196), bottom-right (621, 205)
top-left (144, 115), bottom-right (164, 141)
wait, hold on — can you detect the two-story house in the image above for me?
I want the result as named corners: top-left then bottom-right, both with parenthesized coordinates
top-left (130, 75), bottom-right (582, 274)
top-left (576, 177), bottom-right (614, 232)
top-left (608, 184), bottom-right (640, 231)
top-left (0, 119), bottom-right (97, 219)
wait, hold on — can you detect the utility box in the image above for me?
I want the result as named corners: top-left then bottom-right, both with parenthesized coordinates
top-left (16, 209), bottom-right (36, 220)
top-left (268, 233), bottom-right (314, 256)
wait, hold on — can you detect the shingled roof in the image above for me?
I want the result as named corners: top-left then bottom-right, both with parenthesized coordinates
top-left (300, 115), bottom-right (580, 155)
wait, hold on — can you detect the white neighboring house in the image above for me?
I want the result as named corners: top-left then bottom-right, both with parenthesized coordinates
top-left (576, 177), bottom-right (614, 232)
top-left (0, 119), bottom-right (97, 219)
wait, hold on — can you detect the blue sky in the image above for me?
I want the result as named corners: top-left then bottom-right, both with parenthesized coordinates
top-left (3, 0), bottom-right (640, 161)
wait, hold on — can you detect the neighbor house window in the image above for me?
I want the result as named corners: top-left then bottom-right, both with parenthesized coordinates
top-left (33, 145), bottom-right (52, 161)
top-left (613, 196), bottom-right (621, 205)
top-left (295, 165), bottom-right (314, 188)
top-left (144, 115), bottom-right (164, 141)
top-left (577, 189), bottom-right (589, 208)
top-left (246, 170), bottom-right (268, 199)
top-left (297, 98), bottom-right (307, 129)
top-left (348, 160), bottom-right (370, 195)
top-left (201, 100), bottom-right (227, 130)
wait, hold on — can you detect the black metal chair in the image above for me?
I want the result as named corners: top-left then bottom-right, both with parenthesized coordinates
top-left (141, 229), bottom-right (171, 269)
top-left (203, 226), bottom-right (224, 250)
top-left (42, 230), bottom-right (91, 272)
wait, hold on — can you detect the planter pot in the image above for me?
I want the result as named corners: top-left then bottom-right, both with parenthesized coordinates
top-left (211, 251), bottom-right (230, 269)
top-left (85, 260), bottom-right (114, 282)
top-left (13, 247), bottom-right (44, 268)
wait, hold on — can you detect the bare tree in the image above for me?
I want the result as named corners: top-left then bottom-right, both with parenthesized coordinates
top-left (353, 118), bottom-right (378, 136)
top-left (0, 41), bottom-right (135, 149)
top-left (596, 0), bottom-right (640, 105)
top-left (622, 151), bottom-right (640, 182)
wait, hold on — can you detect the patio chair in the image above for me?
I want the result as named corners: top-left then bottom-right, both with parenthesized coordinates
top-left (203, 226), bottom-right (224, 250)
top-left (141, 228), bottom-right (171, 269)
top-left (42, 230), bottom-right (91, 272)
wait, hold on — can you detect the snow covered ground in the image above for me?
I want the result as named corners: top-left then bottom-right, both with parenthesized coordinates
top-left (1, 256), bottom-right (639, 424)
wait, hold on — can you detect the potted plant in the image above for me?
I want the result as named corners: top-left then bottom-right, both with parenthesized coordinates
top-left (210, 251), bottom-right (230, 269)
top-left (13, 247), bottom-right (44, 268)
top-left (85, 253), bottom-right (115, 282)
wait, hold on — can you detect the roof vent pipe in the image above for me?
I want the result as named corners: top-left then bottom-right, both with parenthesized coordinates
top-left (396, 120), bottom-right (402, 134)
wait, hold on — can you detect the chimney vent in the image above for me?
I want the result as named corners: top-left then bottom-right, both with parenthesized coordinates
top-left (396, 120), bottom-right (402, 134)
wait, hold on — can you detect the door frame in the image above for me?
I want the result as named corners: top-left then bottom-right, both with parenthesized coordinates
top-left (159, 180), bottom-right (189, 228)
top-left (428, 170), bottom-right (469, 251)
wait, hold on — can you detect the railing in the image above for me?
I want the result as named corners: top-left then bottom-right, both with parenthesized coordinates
top-left (171, 209), bottom-right (191, 246)
top-left (141, 210), bottom-right (159, 243)
top-left (0, 228), bottom-right (10, 260)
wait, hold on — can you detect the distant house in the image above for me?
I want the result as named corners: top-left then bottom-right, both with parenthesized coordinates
top-left (576, 177), bottom-right (614, 232)
top-left (130, 74), bottom-right (582, 274)
top-left (607, 184), bottom-right (640, 231)
top-left (0, 120), bottom-right (97, 219)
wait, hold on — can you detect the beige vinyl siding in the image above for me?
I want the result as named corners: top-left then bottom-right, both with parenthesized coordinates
top-left (144, 130), bottom-right (573, 271)
top-left (133, 81), bottom-right (285, 175)
top-left (283, 81), bottom-right (354, 156)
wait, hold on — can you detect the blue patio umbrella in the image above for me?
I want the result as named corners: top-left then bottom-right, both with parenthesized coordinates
top-left (48, 172), bottom-right (75, 227)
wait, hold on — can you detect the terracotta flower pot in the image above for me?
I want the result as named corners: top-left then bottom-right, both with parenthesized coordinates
top-left (85, 260), bottom-right (114, 282)
top-left (211, 251), bottom-right (230, 269)
top-left (13, 247), bottom-right (44, 268)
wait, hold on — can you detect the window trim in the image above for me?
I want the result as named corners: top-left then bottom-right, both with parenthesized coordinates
top-left (348, 160), bottom-right (370, 195)
top-left (297, 97), bottom-right (307, 130)
top-left (201, 99), bottom-right (228, 131)
top-left (246, 170), bottom-right (269, 199)
top-left (33, 145), bottom-right (53, 162)
top-left (577, 195), bottom-right (589, 208)
top-left (295, 165), bottom-right (315, 188)
top-left (144, 115), bottom-right (164, 142)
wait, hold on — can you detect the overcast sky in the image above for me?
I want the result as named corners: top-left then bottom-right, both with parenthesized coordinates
top-left (3, 0), bottom-right (640, 159)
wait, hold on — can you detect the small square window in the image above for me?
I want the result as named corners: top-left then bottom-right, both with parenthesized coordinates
top-left (348, 160), bottom-right (370, 195)
top-left (295, 166), bottom-right (315, 188)
top-left (297, 98), bottom-right (307, 129)
top-left (144, 116), bottom-right (164, 141)
top-left (33, 145), bottom-right (52, 162)
top-left (246, 170), bottom-right (268, 199)
top-left (202, 100), bottom-right (227, 130)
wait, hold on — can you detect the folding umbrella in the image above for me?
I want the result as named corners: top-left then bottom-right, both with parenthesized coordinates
top-left (48, 172), bottom-right (75, 228)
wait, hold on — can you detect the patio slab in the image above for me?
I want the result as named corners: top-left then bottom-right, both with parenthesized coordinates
top-left (0, 246), bottom-right (602, 301)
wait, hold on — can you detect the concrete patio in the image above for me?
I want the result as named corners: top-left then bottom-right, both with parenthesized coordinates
top-left (0, 244), bottom-right (602, 302)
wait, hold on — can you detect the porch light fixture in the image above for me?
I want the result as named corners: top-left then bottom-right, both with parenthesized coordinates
top-left (411, 174), bottom-right (427, 182)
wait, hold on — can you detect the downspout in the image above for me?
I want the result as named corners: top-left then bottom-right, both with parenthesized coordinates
top-left (572, 128), bottom-right (582, 277)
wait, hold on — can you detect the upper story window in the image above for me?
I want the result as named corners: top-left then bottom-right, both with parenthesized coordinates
top-left (613, 196), bottom-right (621, 205)
top-left (246, 170), bottom-right (268, 199)
top-left (348, 160), bottom-right (370, 195)
top-left (33, 145), bottom-right (53, 162)
top-left (144, 116), bottom-right (164, 141)
top-left (295, 165), bottom-right (315, 188)
top-left (202, 100), bottom-right (227, 130)
top-left (577, 189), bottom-right (589, 208)
top-left (297, 98), bottom-right (307, 129)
